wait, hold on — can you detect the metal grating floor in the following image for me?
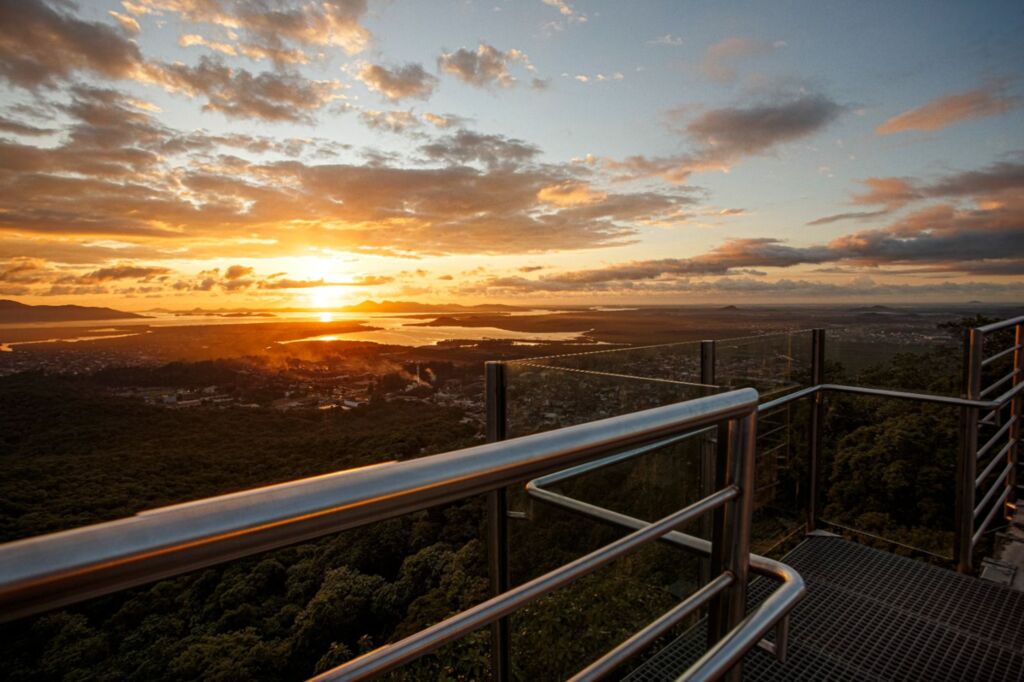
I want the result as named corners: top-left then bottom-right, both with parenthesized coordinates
top-left (625, 535), bottom-right (1024, 682)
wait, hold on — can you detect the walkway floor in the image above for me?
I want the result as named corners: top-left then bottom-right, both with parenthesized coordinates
top-left (626, 535), bottom-right (1024, 681)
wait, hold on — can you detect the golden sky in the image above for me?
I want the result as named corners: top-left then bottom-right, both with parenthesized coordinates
top-left (0, 0), bottom-right (1022, 309)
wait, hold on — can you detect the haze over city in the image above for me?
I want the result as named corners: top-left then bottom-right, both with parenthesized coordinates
top-left (0, 0), bottom-right (1022, 309)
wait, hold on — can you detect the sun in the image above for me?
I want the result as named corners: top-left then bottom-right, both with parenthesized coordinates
top-left (308, 285), bottom-right (340, 311)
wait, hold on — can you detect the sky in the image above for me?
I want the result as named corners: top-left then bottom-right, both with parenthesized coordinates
top-left (0, 0), bottom-right (1022, 310)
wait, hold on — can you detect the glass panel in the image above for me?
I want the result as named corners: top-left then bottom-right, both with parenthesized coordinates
top-left (818, 397), bottom-right (957, 562)
top-left (505, 429), bottom-right (715, 679)
top-left (715, 330), bottom-right (814, 397)
top-left (528, 340), bottom-right (704, 384)
top-left (752, 397), bottom-right (812, 556)
top-left (824, 324), bottom-right (961, 396)
top-left (0, 498), bottom-right (493, 681)
top-left (505, 361), bottom-right (714, 439)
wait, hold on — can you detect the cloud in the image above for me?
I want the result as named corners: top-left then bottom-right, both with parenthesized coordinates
top-left (140, 57), bottom-right (340, 122)
top-left (700, 37), bottom-right (779, 84)
top-left (422, 112), bottom-right (467, 129)
top-left (540, 0), bottom-right (586, 30)
top-left (438, 42), bottom-right (531, 89)
top-left (0, 0), bottom-right (144, 87)
top-left (876, 82), bottom-right (1018, 134)
top-left (0, 88), bottom-right (697, 258)
top-left (687, 94), bottom-right (844, 160)
top-left (464, 273), bottom-right (1024, 300)
top-left (806, 210), bottom-right (890, 226)
top-left (0, 115), bottom-right (54, 137)
top-left (72, 265), bottom-right (171, 283)
top-left (537, 182), bottom-right (607, 206)
top-left (419, 129), bottom-right (540, 169)
top-left (486, 191), bottom-right (1024, 292)
top-left (358, 62), bottom-right (438, 101)
top-left (648, 34), bottom-right (682, 46)
top-left (224, 264), bottom-right (253, 279)
top-left (126, 0), bottom-right (370, 63)
top-left (607, 94), bottom-right (844, 183)
top-left (109, 11), bottom-right (141, 35)
top-left (257, 275), bottom-right (392, 289)
top-left (845, 161), bottom-right (1024, 210)
top-left (359, 109), bottom-right (420, 133)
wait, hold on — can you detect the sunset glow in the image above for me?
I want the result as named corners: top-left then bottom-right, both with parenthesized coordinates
top-left (0, 1), bottom-right (1021, 309)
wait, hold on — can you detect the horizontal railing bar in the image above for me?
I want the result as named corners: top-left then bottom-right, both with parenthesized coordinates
top-left (525, 454), bottom-right (805, 671)
top-left (759, 442), bottom-right (788, 459)
top-left (517, 361), bottom-right (718, 390)
top-left (569, 573), bottom-right (734, 682)
top-left (312, 486), bottom-right (740, 681)
top-left (988, 378), bottom-right (1024, 408)
top-left (680, 566), bottom-right (806, 682)
top-left (979, 369), bottom-right (1019, 399)
top-left (977, 417), bottom-right (1015, 459)
top-left (976, 441), bottom-right (1013, 487)
top-left (818, 520), bottom-right (953, 562)
top-left (981, 343), bottom-right (1023, 367)
top-left (972, 487), bottom-right (1012, 548)
top-left (0, 389), bottom-right (759, 623)
top-left (819, 383), bottom-right (994, 409)
top-left (974, 463), bottom-right (1012, 521)
top-left (758, 385), bottom-right (818, 411)
top-left (976, 315), bottom-right (1024, 334)
top-left (757, 423), bottom-right (789, 440)
top-left (526, 468), bottom-right (792, 579)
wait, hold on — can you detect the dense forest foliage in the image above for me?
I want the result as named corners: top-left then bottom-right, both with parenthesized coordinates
top-left (0, 318), bottom-right (1007, 680)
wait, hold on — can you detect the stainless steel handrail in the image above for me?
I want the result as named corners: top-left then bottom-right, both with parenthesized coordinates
top-left (524, 436), bottom-right (807, 675)
top-left (314, 487), bottom-right (740, 681)
top-left (976, 315), bottom-right (1024, 334)
top-left (0, 389), bottom-right (759, 624)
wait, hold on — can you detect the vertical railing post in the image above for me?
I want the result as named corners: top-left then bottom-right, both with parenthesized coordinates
top-left (807, 328), bottom-right (825, 533)
top-left (484, 361), bottom-right (510, 682)
top-left (955, 329), bottom-right (983, 574)
top-left (718, 407), bottom-right (758, 682)
top-left (699, 341), bottom-right (717, 584)
top-left (1008, 323), bottom-right (1022, 519)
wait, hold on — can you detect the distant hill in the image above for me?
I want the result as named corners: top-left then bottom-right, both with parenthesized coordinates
top-left (850, 305), bottom-right (900, 313)
top-left (0, 299), bottom-right (148, 323)
top-left (340, 299), bottom-right (523, 313)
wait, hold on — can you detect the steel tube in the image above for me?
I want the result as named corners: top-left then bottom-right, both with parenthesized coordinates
top-left (955, 328), bottom-right (983, 573)
top-left (981, 343), bottom-right (1023, 367)
top-left (819, 383), bottom-right (994, 409)
top-left (979, 368), bottom-right (1018, 399)
top-left (976, 440), bottom-right (1013, 487)
top-left (977, 416), bottom-right (1015, 459)
top-left (720, 412), bottom-right (757, 682)
top-left (976, 315), bottom-right (1024, 334)
top-left (312, 486), bottom-right (740, 681)
top-left (569, 573), bottom-right (734, 682)
top-left (1009, 324), bottom-right (1022, 513)
top-left (973, 463), bottom-right (1012, 520)
top-left (972, 487), bottom-right (1012, 548)
top-left (484, 361), bottom-right (510, 682)
top-left (807, 329), bottom-right (825, 534)
top-left (678, 572), bottom-right (805, 682)
top-left (0, 388), bottom-right (759, 622)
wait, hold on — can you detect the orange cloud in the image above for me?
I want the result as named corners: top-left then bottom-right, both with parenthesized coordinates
top-left (537, 182), bottom-right (607, 207)
top-left (876, 83), bottom-right (1017, 134)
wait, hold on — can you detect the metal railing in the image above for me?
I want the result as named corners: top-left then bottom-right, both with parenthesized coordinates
top-left (0, 387), bottom-right (806, 681)
top-left (1, 316), bottom-right (1020, 681)
top-left (493, 318), bottom-right (1024, 591)
top-left (958, 316), bottom-right (1024, 572)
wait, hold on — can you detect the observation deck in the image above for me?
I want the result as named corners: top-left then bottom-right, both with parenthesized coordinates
top-left (629, 533), bottom-right (1024, 682)
top-left (0, 315), bottom-right (1021, 680)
